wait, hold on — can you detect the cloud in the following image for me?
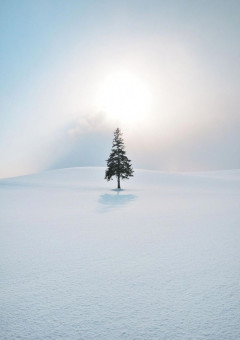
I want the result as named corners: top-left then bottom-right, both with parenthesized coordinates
top-left (68, 111), bottom-right (109, 136)
top-left (45, 110), bottom-right (115, 171)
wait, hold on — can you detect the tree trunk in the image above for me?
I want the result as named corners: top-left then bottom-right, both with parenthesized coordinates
top-left (117, 175), bottom-right (121, 189)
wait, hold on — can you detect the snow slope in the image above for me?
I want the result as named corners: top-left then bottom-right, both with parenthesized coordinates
top-left (0, 167), bottom-right (240, 340)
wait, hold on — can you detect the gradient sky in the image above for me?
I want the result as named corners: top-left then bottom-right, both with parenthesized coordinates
top-left (1, 0), bottom-right (240, 178)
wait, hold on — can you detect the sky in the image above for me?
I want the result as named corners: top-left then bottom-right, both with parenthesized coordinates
top-left (1, 0), bottom-right (240, 178)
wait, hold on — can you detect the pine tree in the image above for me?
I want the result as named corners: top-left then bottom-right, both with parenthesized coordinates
top-left (105, 128), bottom-right (134, 189)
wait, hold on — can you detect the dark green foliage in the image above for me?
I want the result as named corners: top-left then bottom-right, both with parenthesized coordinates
top-left (105, 128), bottom-right (134, 189)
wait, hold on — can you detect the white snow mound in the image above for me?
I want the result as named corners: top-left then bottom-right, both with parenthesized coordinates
top-left (0, 167), bottom-right (240, 339)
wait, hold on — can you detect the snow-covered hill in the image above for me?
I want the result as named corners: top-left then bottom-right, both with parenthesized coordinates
top-left (1, 167), bottom-right (240, 339)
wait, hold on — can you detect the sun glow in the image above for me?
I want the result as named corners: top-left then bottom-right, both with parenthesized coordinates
top-left (95, 71), bottom-right (153, 124)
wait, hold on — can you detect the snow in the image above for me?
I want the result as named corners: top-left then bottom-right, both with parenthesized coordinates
top-left (0, 167), bottom-right (240, 339)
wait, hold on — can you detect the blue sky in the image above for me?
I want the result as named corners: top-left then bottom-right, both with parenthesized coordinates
top-left (1, 0), bottom-right (240, 177)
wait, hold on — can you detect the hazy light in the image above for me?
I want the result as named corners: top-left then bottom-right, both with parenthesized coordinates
top-left (1, 1), bottom-right (239, 177)
top-left (95, 71), bottom-right (153, 125)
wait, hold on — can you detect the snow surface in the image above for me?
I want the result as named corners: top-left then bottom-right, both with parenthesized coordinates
top-left (0, 167), bottom-right (240, 340)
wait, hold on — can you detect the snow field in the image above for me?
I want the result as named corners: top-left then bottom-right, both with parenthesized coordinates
top-left (0, 167), bottom-right (240, 339)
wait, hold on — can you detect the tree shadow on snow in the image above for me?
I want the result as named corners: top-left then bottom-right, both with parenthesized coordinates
top-left (98, 190), bottom-right (137, 211)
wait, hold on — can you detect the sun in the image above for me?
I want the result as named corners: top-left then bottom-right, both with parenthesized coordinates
top-left (95, 71), bottom-right (152, 124)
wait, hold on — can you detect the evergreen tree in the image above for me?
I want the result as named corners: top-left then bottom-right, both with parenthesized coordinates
top-left (105, 128), bottom-right (134, 189)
